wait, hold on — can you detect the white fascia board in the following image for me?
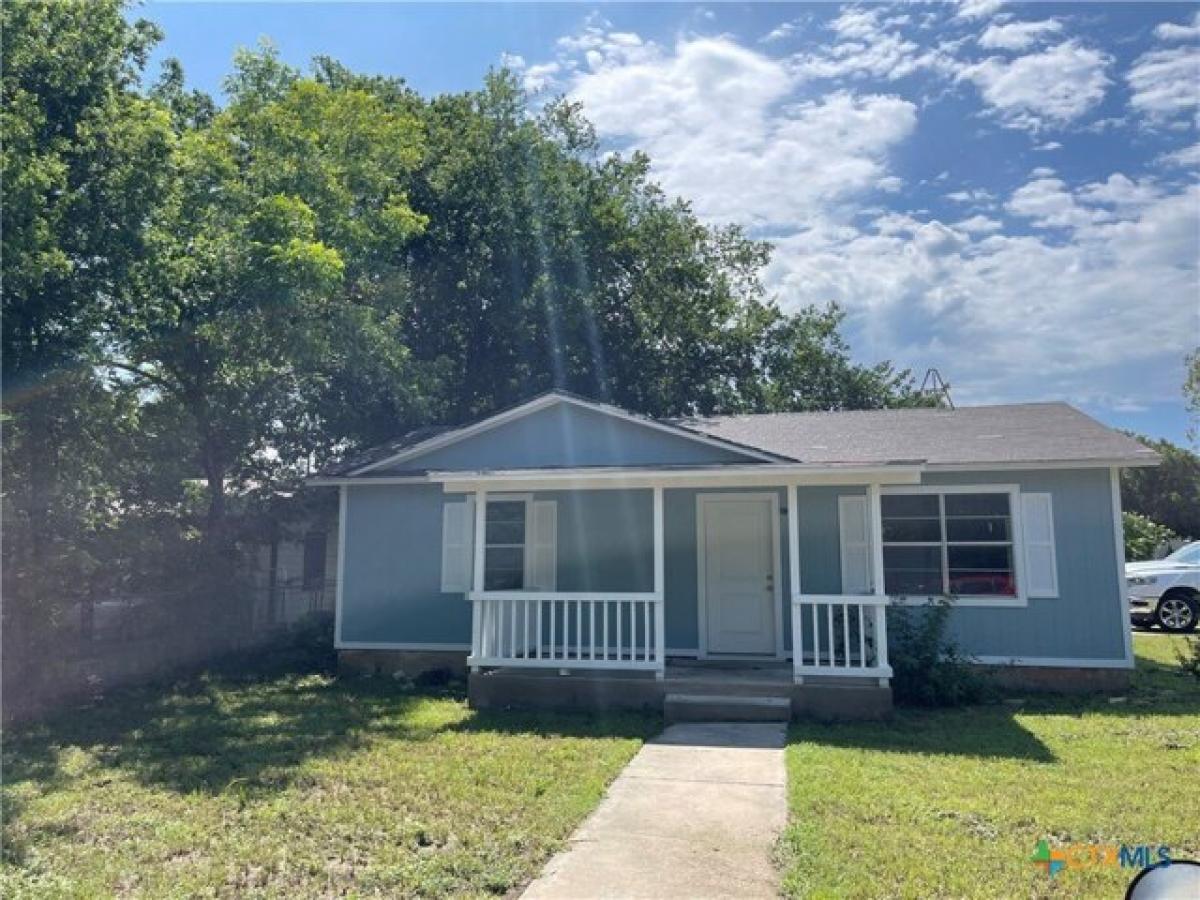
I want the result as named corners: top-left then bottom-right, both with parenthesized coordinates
top-left (926, 458), bottom-right (1159, 472)
top-left (349, 392), bottom-right (779, 476)
top-left (435, 464), bottom-right (924, 492)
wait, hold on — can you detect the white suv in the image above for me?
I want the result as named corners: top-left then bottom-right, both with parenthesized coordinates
top-left (1127, 541), bottom-right (1200, 633)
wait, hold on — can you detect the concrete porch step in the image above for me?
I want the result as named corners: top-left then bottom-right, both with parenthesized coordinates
top-left (664, 693), bottom-right (792, 723)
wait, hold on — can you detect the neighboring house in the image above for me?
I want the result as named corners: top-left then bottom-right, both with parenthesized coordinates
top-left (310, 391), bottom-right (1158, 718)
top-left (245, 524), bottom-right (338, 630)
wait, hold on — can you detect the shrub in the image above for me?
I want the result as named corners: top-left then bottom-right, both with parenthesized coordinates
top-left (888, 598), bottom-right (988, 707)
top-left (1178, 635), bottom-right (1200, 682)
top-left (1123, 511), bottom-right (1180, 562)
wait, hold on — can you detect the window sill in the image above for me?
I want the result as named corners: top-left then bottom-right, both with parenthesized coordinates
top-left (888, 594), bottom-right (1029, 609)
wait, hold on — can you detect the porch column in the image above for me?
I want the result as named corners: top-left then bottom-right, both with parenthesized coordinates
top-left (866, 483), bottom-right (890, 687)
top-left (787, 483), bottom-right (803, 684)
top-left (470, 489), bottom-right (487, 672)
top-left (653, 486), bottom-right (665, 680)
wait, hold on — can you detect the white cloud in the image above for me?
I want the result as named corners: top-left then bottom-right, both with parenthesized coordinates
top-left (955, 0), bottom-right (1006, 22)
top-left (955, 214), bottom-right (1003, 233)
top-left (978, 19), bottom-right (1063, 52)
top-left (564, 33), bottom-right (917, 227)
top-left (764, 179), bottom-right (1198, 409)
top-left (959, 41), bottom-right (1111, 130)
top-left (945, 188), bottom-right (995, 203)
top-left (1035, 140), bottom-right (1063, 151)
top-left (1161, 142), bottom-right (1200, 167)
top-left (762, 20), bottom-right (800, 44)
top-left (500, 52), bottom-right (526, 70)
top-left (522, 62), bottom-right (561, 93)
top-left (1127, 46), bottom-right (1200, 122)
top-left (1155, 12), bottom-right (1200, 41)
top-left (789, 6), bottom-right (955, 83)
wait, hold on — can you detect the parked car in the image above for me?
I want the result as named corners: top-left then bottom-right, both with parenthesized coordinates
top-left (1127, 541), bottom-right (1200, 632)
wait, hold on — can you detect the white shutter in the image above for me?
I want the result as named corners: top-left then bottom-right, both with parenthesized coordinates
top-left (439, 498), bottom-right (475, 593)
top-left (839, 495), bottom-right (872, 595)
top-left (1021, 492), bottom-right (1058, 598)
top-left (527, 500), bottom-right (558, 591)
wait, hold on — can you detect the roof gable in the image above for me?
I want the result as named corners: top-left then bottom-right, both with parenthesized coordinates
top-left (350, 392), bottom-right (776, 476)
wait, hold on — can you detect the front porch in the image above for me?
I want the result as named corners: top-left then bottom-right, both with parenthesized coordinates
top-left (451, 470), bottom-right (910, 713)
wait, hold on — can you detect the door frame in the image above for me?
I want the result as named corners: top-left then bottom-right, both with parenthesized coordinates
top-left (695, 492), bottom-right (785, 660)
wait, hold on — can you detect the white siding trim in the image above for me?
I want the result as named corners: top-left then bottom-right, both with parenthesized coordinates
top-left (334, 486), bottom-right (347, 645)
top-left (1111, 466), bottom-right (1135, 668)
top-left (973, 655), bottom-right (1134, 670)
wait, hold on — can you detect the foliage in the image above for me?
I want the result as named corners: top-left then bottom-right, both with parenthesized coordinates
top-left (886, 599), bottom-right (988, 707)
top-left (1123, 510), bottom-right (1181, 561)
top-left (781, 634), bottom-right (1200, 899)
top-left (1121, 434), bottom-right (1200, 540)
top-left (1186, 348), bottom-right (1199, 446)
top-left (1178, 634), bottom-right (1200, 682)
top-left (1, 674), bottom-right (655, 897)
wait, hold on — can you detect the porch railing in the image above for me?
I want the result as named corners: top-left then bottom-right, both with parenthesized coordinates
top-left (469, 592), bottom-right (665, 674)
top-left (791, 594), bottom-right (892, 684)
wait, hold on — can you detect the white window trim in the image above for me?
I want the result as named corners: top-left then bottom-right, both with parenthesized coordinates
top-left (880, 484), bottom-right (1028, 608)
top-left (483, 492), bottom-right (535, 591)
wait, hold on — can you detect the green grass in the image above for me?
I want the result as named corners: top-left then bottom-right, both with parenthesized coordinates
top-left (780, 634), bottom-right (1200, 899)
top-left (2, 671), bottom-right (657, 898)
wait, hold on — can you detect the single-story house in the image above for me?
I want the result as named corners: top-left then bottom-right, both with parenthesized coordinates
top-left (310, 391), bottom-right (1157, 719)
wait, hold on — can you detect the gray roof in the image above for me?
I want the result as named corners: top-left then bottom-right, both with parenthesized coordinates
top-left (319, 425), bottom-right (452, 476)
top-left (670, 402), bottom-right (1158, 467)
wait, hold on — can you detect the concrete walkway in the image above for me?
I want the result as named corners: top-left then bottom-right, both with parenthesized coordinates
top-left (522, 723), bottom-right (788, 899)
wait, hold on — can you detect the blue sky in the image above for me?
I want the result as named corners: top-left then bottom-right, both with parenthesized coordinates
top-left (141, 1), bottom-right (1199, 444)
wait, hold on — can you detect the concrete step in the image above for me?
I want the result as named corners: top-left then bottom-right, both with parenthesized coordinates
top-left (664, 693), bottom-right (792, 723)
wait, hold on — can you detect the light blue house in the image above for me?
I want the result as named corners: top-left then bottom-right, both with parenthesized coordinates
top-left (311, 391), bottom-right (1157, 716)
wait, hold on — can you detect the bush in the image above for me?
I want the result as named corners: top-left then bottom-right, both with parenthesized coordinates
top-left (1123, 511), bottom-right (1180, 562)
top-left (1178, 635), bottom-right (1200, 682)
top-left (888, 598), bottom-right (988, 707)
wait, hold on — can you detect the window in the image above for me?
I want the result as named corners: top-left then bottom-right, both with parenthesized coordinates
top-left (484, 499), bottom-right (527, 590)
top-left (882, 491), bottom-right (1016, 597)
top-left (441, 496), bottom-right (557, 594)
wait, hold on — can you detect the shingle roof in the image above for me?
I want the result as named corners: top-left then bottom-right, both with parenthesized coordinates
top-left (319, 425), bottom-right (453, 476)
top-left (669, 402), bottom-right (1158, 467)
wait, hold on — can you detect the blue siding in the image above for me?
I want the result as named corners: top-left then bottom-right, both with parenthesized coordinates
top-left (925, 469), bottom-right (1124, 661)
top-left (376, 401), bottom-right (758, 473)
top-left (338, 469), bottom-right (1125, 664)
top-left (339, 483), bottom-right (471, 644)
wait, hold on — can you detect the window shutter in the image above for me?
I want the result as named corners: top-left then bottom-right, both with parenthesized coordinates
top-left (440, 499), bottom-right (475, 593)
top-left (527, 500), bottom-right (558, 591)
top-left (838, 495), bottom-right (872, 595)
top-left (1021, 492), bottom-right (1058, 598)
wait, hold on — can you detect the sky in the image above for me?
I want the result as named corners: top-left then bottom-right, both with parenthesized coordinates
top-left (140, 1), bottom-right (1200, 444)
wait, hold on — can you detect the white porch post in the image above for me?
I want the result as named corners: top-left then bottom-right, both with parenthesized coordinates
top-left (787, 483), bottom-right (803, 684)
top-left (866, 483), bottom-right (890, 686)
top-left (653, 486), bottom-right (665, 680)
top-left (470, 489), bottom-right (487, 672)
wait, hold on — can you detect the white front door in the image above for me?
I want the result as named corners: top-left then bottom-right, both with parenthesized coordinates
top-left (700, 494), bottom-right (778, 655)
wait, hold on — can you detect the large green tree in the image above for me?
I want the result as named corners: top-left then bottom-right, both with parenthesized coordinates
top-left (117, 46), bottom-right (427, 538)
top-left (1122, 435), bottom-right (1200, 539)
top-left (2, 0), bottom-right (174, 627)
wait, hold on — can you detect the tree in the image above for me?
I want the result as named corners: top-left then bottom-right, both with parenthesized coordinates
top-left (1123, 511), bottom-right (1180, 561)
top-left (1122, 435), bottom-right (1200, 539)
top-left (2, 0), bottom-right (174, 631)
top-left (1185, 349), bottom-right (1199, 447)
top-left (116, 45), bottom-right (427, 542)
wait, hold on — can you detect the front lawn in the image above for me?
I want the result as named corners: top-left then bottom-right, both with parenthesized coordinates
top-left (780, 634), bottom-right (1200, 899)
top-left (1, 671), bottom-right (656, 898)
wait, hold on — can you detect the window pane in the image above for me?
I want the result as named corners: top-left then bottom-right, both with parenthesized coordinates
top-left (486, 501), bottom-right (525, 524)
top-left (948, 545), bottom-right (1014, 596)
top-left (946, 517), bottom-right (1011, 542)
top-left (944, 493), bottom-right (1009, 517)
top-left (486, 520), bottom-right (525, 545)
top-left (484, 547), bottom-right (524, 590)
top-left (882, 494), bottom-right (939, 517)
top-left (883, 546), bottom-right (944, 595)
top-left (882, 518), bottom-right (942, 542)
top-left (484, 568), bottom-right (524, 591)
